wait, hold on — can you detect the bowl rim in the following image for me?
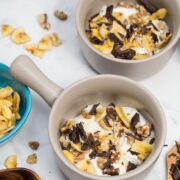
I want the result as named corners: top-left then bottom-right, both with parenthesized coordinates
top-left (76, 0), bottom-right (180, 64)
top-left (0, 63), bottom-right (32, 144)
top-left (49, 74), bottom-right (167, 180)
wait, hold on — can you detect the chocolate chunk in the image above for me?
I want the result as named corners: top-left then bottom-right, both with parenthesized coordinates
top-left (131, 113), bottom-right (140, 130)
top-left (109, 140), bottom-right (116, 151)
top-left (108, 33), bottom-right (123, 45)
top-left (149, 137), bottom-right (155, 144)
top-left (81, 143), bottom-right (90, 151)
top-left (69, 126), bottom-right (80, 144)
top-left (99, 151), bottom-right (110, 159)
top-left (127, 162), bottom-right (137, 172)
top-left (109, 103), bottom-right (115, 107)
top-left (89, 150), bottom-right (98, 159)
top-left (76, 123), bottom-right (87, 140)
top-left (103, 116), bottom-right (113, 127)
top-left (106, 107), bottom-right (117, 120)
top-left (129, 150), bottom-right (139, 156)
top-left (176, 141), bottom-right (180, 154)
top-left (170, 160), bottom-right (180, 180)
top-left (146, 21), bottom-right (159, 31)
top-left (138, 0), bottom-right (158, 14)
top-left (90, 37), bottom-right (103, 45)
top-left (103, 161), bottom-right (113, 169)
top-left (105, 5), bottom-right (114, 21)
top-left (112, 47), bottom-right (136, 60)
top-left (103, 167), bottom-right (119, 176)
top-left (62, 128), bottom-right (72, 135)
top-left (111, 44), bottom-right (121, 57)
top-left (151, 32), bottom-right (158, 43)
top-left (89, 103), bottom-right (100, 115)
top-left (127, 24), bottom-right (137, 39)
top-left (86, 133), bottom-right (100, 148)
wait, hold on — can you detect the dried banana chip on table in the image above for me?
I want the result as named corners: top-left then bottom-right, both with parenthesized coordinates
top-left (1, 24), bottom-right (14, 37)
top-left (11, 28), bottom-right (31, 44)
top-left (25, 44), bottom-right (45, 58)
top-left (5, 155), bottom-right (17, 169)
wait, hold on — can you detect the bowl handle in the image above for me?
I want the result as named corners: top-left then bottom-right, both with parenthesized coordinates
top-left (10, 55), bottom-right (63, 107)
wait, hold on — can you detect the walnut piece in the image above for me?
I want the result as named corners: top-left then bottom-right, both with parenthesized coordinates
top-left (38, 14), bottom-right (51, 30)
top-left (54, 10), bottom-right (68, 21)
top-left (28, 141), bottom-right (40, 150)
top-left (26, 153), bottom-right (37, 164)
top-left (136, 124), bottom-right (151, 138)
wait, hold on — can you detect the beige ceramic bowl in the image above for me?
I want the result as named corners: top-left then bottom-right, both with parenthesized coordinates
top-left (11, 55), bottom-right (166, 180)
top-left (76, 0), bottom-right (180, 80)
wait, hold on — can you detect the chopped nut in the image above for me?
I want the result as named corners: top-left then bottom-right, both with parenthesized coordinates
top-left (38, 14), bottom-right (51, 30)
top-left (29, 141), bottom-right (40, 150)
top-left (97, 157), bottom-right (106, 169)
top-left (73, 153), bottom-right (85, 162)
top-left (136, 124), bottom-right (151, 138)
top-left (26, 153), bottom-right (37, 164)
top-left (5, 155), bottom-right (17, 168)
top-left (54, 10), bottom-right (68, 21)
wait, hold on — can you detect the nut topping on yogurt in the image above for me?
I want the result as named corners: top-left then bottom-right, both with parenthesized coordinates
top-left (86, 1), bottom-right (172, 60)
top-left (59, 103), bottom-right (155, 176)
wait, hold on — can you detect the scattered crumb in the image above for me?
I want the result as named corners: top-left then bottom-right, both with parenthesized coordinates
top-left (54, 10), bottom-right (68, 21)
top-left (29, 141), bottom-right (40, 150)
top-left (26, 153), bottom-right (37, 164)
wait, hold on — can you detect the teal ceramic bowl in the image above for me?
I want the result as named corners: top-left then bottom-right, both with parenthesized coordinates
top-left (0, 63), bottom-right (32, 144)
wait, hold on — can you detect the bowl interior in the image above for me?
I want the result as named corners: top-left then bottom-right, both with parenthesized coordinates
top-left (49, 75), bottom-right (166, 179)
top-left (0, 63), bottom-right (32, 144)
top-left (77, 0), bottom-right (180, 62)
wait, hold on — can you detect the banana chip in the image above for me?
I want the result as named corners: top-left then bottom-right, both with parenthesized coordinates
top-left (76, 160), bottom-right (96, 175)
top-left (25, 44), bottom-right (45, 58)
top-left (0, 86), bottom-right (14, 99)
top-left (38, 35), bottom-right (53, 50)
top-left (131, 140), bottom-right (153, 160)
top-left (149, 8), bottom-right (168, 21)
top-left (2, 24), bottom-right (14, 37)
top-left (11, 28), bottom-right (31, 44)
top-left (115, 106), bottom-right (130, 128)
top-left (0, 86), bottom-right (21, 138)
top-left (63, 150), bottom-right (74, 163)
top-left (5, 155), bottom-right (17, 169)
top-left (49, 33), bottom-right (62, 47)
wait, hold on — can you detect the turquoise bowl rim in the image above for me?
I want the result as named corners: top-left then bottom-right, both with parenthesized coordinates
top-left (0, 63), bottom-right (32, 144)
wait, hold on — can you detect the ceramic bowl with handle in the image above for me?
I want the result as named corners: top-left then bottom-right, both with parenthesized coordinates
top-left (11, 55), bottom-right (166, 180)
top-left (0, 63), bottom-right (32, 144)
top-left (76, 0), bottom-right (180, 80)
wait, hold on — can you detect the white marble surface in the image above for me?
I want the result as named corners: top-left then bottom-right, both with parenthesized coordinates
top-left (0, 0), bottom-right (180, 179)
